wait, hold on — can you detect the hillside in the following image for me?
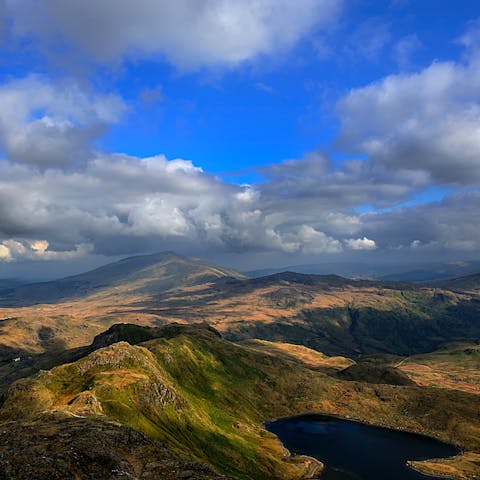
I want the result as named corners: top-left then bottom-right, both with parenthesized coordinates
top-left (429, 273), bottom-right (480, 293)
top-left (0, 253), bottom-right (479, 359)
top-left (142, 271), bottom-right (480, 356)
top-left (397, 343), bottom-right (480, 395)
top-left (0, 253), bottom-right (246, 358)
top-left (0, 251), bottom-right (244, 306)
top-left (0, 323), bottom-right (479, 479)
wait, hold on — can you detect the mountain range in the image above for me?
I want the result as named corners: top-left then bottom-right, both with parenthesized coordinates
top-left (245, 260), bottom-right (480, 282)
top-left (0, 252), bottom-right (479, 359)
top-left (0, 252), bottom-right (479, 479)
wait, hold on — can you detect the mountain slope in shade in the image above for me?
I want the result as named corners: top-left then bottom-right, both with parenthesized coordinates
top-left (0, 251), bottom-right (245, 306)
top-left (246, 260), bottom-right (480, 282)
top-left (428, 273), bottom-right (480, 292)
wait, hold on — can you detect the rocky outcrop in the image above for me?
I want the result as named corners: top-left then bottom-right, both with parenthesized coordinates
top-left (0, 415), bottom-right (231, 480)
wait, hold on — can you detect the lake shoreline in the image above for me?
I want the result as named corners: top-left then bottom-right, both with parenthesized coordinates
top-left (264, 411), bottom-right (463, 450)
top-left (265, 412), bottom-right (461, 480)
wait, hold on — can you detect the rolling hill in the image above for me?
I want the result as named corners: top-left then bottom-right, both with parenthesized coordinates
top-left (0, 253), bottom-right (479, 360)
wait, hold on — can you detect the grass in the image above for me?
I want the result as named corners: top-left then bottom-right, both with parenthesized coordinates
top-left (1, 324), bottom-right (479, 479)
top-left (1, 274), bottom-right (480, 360)
top-left (398, 343), bottom-right (480, 395)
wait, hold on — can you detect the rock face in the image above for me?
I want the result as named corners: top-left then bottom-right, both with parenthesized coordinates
top-left (0, 416), bottom-right (231, 480)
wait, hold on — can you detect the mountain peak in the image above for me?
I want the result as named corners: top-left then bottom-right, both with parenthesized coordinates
top-left (0, 252), bottom-right (245, 306)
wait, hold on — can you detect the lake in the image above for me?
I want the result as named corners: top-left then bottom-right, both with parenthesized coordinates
top-left (266, 414), bottom-right (459, 480)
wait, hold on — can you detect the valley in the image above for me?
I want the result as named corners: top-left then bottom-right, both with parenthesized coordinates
top-left (0, 253), bottom-right (479, 479)
top-left (1, 323), bottom-right (479, 479)
top-left (1, 253), bottom-right (479, 359)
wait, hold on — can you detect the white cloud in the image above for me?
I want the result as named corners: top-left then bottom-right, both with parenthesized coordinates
top-left (0, 244), bottom-right (11, 261)
top-left (297, 225), bottom-right (343, 254)
top-left (0, 75), bottom-right (125, 167)
top-left (1, 150), bottom-right (480, 263)
top-left (7, 0), bottom-right (342, 70)
top-left (337, 33), bottom-right (480, 184)
top-left (345, 237), bottom-right (377, 250)
top-left (0, 9), bottom-right (479, 268)
top-left (0, 155), bottom-right (348, 257)
top-left (0, 239), bottom-right (92, 262)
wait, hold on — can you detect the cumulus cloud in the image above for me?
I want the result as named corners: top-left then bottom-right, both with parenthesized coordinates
top-left (358, 191), bottom-right (480, 253)
top-left (0, 75), bottom-right (125, 167)
top-left (0, 239), bottom-right (92, 262)
top-left (6, 0), bottom-right (342, 69)
top-left (337, 31), bottom-right (480, 185)
top-left (1, 7), bottom-right (480, 269)
top-left (0, 154), bottom-right (349, 259)
top-left (0, 244), bottom-right (11, 261)
top-left (1, 149), bottom-right (479, 264)
top-left (296, 225), bottom-right (343, 254)
top-left (345, 237), bottom-right (377, 250)
top-left (259, 152), bottom-right (428, 211)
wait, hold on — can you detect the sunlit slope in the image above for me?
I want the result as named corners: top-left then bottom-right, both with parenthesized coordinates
top-left (398, 343), bottom-right (480, 395)
top-left (0, 253), bottom-right (245, 357)
top-left (1, 255), bottom-right (479, 358)
top-left (0, 251), bottom-right (245, 306)
top-left (1, 324), bottom-right (479, 479)
top-left (146, 272), bottom-right (480, 356)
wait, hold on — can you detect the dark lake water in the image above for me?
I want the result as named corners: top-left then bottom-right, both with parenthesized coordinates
top-left (267, 415), bottom-right (459, 480)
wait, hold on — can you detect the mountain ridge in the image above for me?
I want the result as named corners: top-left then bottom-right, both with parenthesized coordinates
top-left (0, 251), bottom-right (245, 306)
top-left (0, 252), bottom-right (479, 360)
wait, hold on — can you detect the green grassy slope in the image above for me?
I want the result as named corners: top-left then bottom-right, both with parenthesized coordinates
top-left (1, 324), bottom-right (479, 479)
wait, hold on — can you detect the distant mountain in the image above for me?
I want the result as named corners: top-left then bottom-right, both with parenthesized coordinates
top-left (246, 260), bottom-right (480, 282)
top-left (1, 252), bottom-right (480, 359)
top-left (245, 263), bottom-right (379, 279)
top-left (0, 251), bottom-right (245, 306)
top-left (143, 270), bottom-right (480, 356)
top-left (378, 261), bottom-right (480, 282)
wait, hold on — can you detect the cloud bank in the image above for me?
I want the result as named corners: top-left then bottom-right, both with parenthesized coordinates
top-left (5, 0), bottom-right (341, 69)
top-left (0, 5), bottom-right (479, 269)
top-left (0, 75), bottom-right (125, 167)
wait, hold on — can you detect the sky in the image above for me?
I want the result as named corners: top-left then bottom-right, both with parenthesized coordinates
top-left (0, 0), bottom-right (480, 279)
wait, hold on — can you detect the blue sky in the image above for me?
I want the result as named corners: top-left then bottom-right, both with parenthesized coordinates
top-left (0, 0), bottom-right (480, 278)
top-left (99, 0), bottom-right (480, 177)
